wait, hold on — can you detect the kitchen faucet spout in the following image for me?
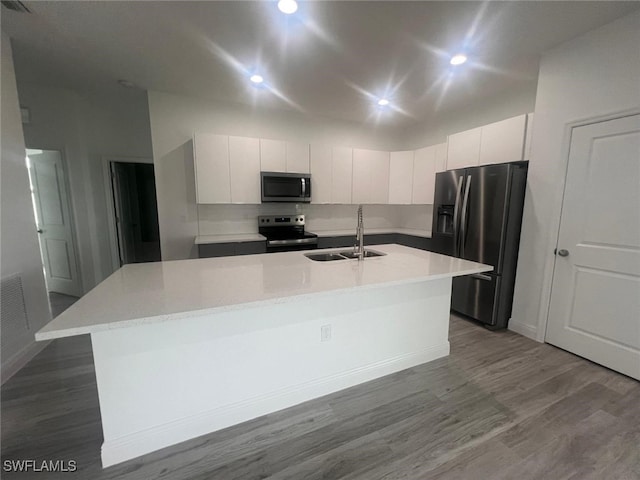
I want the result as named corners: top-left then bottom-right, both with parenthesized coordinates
top-left (354, 205), bottom-right (364, 260)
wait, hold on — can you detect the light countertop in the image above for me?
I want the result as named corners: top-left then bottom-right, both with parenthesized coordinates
top-left (195, 234), bottom-right (266, 245)
top-left (36, 244), bottom-right (490, 340)
top-left (308, 228), bottom-right (431, 238)
top-left (195, 229), bottom-right (431, 245)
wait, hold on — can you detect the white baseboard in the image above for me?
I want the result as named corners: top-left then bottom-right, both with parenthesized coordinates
top-left (101, 343), bottom-right (449, 467)
top-left (508, 318), bottom-right (538, 340)
top-left (1, 339), bottom-right (50, 385)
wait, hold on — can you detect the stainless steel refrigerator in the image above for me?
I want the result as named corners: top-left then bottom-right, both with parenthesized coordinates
top-left (431, 161), bottom-right (528, 329)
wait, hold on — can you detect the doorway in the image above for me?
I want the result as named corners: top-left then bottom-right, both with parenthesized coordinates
top-left (25, 149), bottom-right (82, 302)
top-left (106, 160), bottom-right (161, 266)
top-left (545, 114), bottom-right (640, 380)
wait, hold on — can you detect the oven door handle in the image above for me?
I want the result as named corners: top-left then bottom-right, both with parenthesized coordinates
top-left (301, 177), bottom-right (306, 198)
top-left (267, 238), bottom-right (318, 246)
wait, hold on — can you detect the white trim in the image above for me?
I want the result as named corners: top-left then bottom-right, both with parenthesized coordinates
top-left (508, 318), bottom-right (538, 340)
top-left (536, 108), bottom-right (640, 343)
top-left (1, 340), bottom-right (50, 385)
top-left (100, 343), bottom-right (449, 467)
top-left (101, 156), bottom-right (153, 274)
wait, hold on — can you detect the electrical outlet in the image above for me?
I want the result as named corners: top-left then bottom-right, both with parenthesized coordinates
top-left (320, 324), bottom-right (331, 342)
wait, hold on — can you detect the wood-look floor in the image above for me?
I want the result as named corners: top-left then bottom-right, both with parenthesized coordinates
top-left (2, 315), bottom-right (639, 480)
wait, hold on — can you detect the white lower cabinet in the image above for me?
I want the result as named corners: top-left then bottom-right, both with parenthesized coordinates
top-left (229, 136), bottom-right (260, 203)
top-left (193, 133), bottom-right (231, 204)
top-left (389, 151), bottom-right (414, 204)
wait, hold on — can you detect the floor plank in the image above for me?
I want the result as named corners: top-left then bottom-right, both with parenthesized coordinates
top-left (2, 314), bottom-right (638, 479)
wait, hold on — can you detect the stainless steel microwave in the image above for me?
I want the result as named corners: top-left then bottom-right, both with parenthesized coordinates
top-left (261, 172), bottom-right (311, 203)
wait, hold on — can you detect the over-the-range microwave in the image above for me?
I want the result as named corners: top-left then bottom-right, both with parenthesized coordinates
top-left (261, 172), bottom-right (311, 203)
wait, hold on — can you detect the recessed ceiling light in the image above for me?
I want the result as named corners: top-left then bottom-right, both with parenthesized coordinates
top-left (277, 0), bottom-right (298, 14)
top-left (377, 98), bottom-right (390, 107)
top-left (450, 54), bottom-right (467, 66)
top-left (250, 74), bottom-right (264, 84)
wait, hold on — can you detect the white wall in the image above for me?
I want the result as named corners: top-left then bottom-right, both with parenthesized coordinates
top-left (147, 91), bottom-right (403, 260)
top-left (1, 36), bottom-right (51, 382)
top-left (509, 11), bottom-right (640, 340)
top-left (18, 85), bottom-right (154, 290)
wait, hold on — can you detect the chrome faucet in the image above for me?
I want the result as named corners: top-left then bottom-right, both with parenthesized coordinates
top-left (354, 205), bottom-right (364, 260)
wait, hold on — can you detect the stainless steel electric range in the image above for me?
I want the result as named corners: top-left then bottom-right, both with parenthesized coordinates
top-left (258, 215), bottom-right (318, 252)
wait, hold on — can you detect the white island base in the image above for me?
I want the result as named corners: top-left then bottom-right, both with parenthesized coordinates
top-left (36, 245), bottom-right (491, 467)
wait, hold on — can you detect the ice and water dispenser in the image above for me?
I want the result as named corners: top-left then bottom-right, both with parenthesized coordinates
top-left (436, 205), bottom-right (454, 235)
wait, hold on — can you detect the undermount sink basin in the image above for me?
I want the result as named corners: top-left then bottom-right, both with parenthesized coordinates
top-left (304, 252), bottom-right (348, 262)
top-left (304, 249), bottom-right (387, 262)
top-left (339, 249), bottom-right (387, 259)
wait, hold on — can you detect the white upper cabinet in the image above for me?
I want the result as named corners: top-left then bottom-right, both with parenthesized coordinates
top-left (310, 144), bottom-right (332, 204)
top-left (193, 133), bottom-right (231, 204)
top-left (229, 136), bottom-right (260, 203)
top-left (332, 146), bottom-right (353, 204)
top-left (479, 114), bottom-right (527, 165)
top-left (260, 138), bottom-right (286, 172)
top-left (352, 149), bottom-right (389, 204)
top-left (524, 113), bottom-right (534, 160)
top-left (260, 139), bottom-right (310, 173)
top-left (435, 142), bottom-right (447, 172)
top-left (446, 114), bottom-right (532, 170)
top-left (447, 127), bottom-right (482, 170)
top-left (310, 144), bottom-right (353, 204)
top-left (388, 151), bottom-right (414, 204)
top-left (286, 142), bottom-right (310, 173)
top-left (412, 145), bottom-right (437, 204)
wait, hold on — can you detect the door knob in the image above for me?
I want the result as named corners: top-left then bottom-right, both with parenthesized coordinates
top-left (37, 229), bottom-right (43, 234)
top-left (556, 249), bottom-right (569, 257)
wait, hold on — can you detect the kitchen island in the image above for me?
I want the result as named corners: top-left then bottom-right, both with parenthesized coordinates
top-left (36, 244), bottom-right (491, 467)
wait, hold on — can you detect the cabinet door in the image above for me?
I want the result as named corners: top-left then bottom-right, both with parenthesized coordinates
top-left (260, 138), bottom-right (286, 172)
top-left (447, 127), bottom-right (481, 170)
top-left (353, 149), bottom-right (389, 204)
top-left (310, 144), bottom-right (332, 204)
top-left (352, 149), bottom-right (370, 204)
top-left (434, 142), bottom-right (447, 172)
top-left (229, 136), bottom-right (260, 203)
top-left (286, 142), bottom-right (310, 173)
top-left (412, 145), bottom-right (436, 204)
top-left (479, 114), bottom-right (527, 165)
top-left (388, 151), bottom-right (414, 204)
top-left (193, 133), bottom-right (231, 204)
top-left (332, 146), bottom-right (352, 204)
top-left (524, 113), bottom-right (534, 160)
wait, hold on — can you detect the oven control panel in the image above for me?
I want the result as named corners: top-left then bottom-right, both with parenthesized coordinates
top-left (258, 215), bottom-right (305, 227)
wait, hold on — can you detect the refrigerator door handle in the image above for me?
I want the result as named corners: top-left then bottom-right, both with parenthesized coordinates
top-left (471, 273), bottom-right (492, 281)
top-left (460, 174), bottom-right (472, 256)
top-left (453, 175), bottom-right (464, 256)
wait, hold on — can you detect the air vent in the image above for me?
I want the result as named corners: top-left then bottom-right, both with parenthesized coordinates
top-left (1, 1), bottom-right (31, 13)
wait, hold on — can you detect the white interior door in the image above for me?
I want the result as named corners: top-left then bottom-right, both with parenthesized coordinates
top-left (27, 150), bottom-right (81, 297)
top-left (546, 114), bottom-right (640, 380)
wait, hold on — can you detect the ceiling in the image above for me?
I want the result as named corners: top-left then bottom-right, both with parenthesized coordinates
top-left (3, 1), bottom-right (639, 127)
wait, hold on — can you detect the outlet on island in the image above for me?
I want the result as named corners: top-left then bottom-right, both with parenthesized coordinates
top-left (320, 324), bottom-right (331, 342)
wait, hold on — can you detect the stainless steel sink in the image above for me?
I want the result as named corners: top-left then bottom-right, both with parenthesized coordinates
top-left (304, 252), bottom-right (348, 262)
top-left (339, 249), bottom-right (387, 259)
